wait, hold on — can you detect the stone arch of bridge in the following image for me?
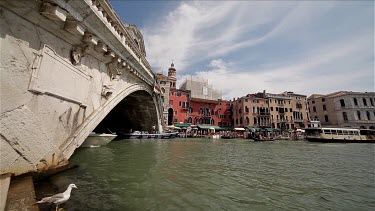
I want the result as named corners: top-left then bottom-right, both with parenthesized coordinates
top-left (61, 84), bottom-right (162, 159)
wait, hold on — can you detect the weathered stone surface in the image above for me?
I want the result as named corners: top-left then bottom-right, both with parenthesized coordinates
top-left (0, 0), bottom-right (163, 177)
top-left (5, 176), bottom-right (39, 211)
top-left (0, 105), bottom-right (58, 174)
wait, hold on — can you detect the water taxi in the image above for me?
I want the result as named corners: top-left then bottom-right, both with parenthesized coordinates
top-left (305, 128), bottom-right (375, 143)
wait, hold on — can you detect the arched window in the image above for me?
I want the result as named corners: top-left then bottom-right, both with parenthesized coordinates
top-left (236, 119), bottom-right (238, 124)
top-left (240, 117), bottom-right (243, 124)
top-left (363, 98), bottom-right (367, 106)
top-left (357, 111), bottom-right (361, 120)
top-left (340, 99), bottom-right (345, 107)
top-left (254, 117), bottom-right (257, 124)
top-left (366, 111), bottom-right (371, 120)
top-left (313, 106), bottom-right (316, 112)
top-left (252, 107), bottom-right (255, 113)
top-left (370, 98), bottom-right (374, 106)
top-left (246, 116), bottom-right (249, 124)
top-left (161, 87), bottom-right (165, 94)
top-left (353, 98), bottom-right (358, 106)
top-left (200, 118), bottom-right (204, 124)
top-left (324, 115), bottom-right (329, 122)
top-left (194, 117), bottom-right (198, 124)
top-left (360, 126), bottom-right (366, 129)
top-left (187, 117), bottom-right (192, 123)
top-left (211, 119), bottom-right (215, 125)
top-left (323, 104), bottom-right (326, 111)
top-left (343, 112), bottom-right (348, 121)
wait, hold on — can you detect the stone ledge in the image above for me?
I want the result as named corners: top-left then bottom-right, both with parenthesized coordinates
top-left (5, 176), bottom-right (39, 211)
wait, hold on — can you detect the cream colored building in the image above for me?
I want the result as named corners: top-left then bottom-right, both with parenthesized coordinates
top-left (157, 63), bottom-right (177, 126)
top-left (232, 91), bottom-right (309, 129)
top-left (308, 91), bottom-right (375, 129)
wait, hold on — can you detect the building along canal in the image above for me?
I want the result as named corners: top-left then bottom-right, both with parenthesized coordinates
top-left (36, 138), bottom-right (375, 211)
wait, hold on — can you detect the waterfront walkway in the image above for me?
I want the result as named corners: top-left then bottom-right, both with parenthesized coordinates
top-left (4, 176), bottom-right (39, 211)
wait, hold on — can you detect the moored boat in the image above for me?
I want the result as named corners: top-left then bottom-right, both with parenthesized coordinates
top-left (305, 128), bottom-right (375, 143)
top-left (117, 131), bottom-right (179, 139)
top-left (80, 132), bottom-right (117, 147)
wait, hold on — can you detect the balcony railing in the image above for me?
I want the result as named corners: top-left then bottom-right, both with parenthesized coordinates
top-left (293, 119), bottom-right (304, 123)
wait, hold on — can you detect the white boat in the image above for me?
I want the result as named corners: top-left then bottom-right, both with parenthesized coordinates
top-left (206, 134), bottom-right (220, 139)
top-left (80, 132), bottom-right (117, 147)
top-left (305, 128), bottom-right (375, 143)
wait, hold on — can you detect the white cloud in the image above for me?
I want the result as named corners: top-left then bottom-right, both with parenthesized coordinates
top-left (142, 0), bottom-right (374, 99)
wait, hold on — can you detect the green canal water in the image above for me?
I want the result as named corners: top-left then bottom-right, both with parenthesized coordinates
top-left (47, 139), bottom-right (374, 210)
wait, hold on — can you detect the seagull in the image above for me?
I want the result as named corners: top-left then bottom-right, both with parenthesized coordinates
top-left (37, 184), bottom-right (78, 211)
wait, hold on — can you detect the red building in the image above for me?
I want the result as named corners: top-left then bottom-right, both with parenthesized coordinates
top-left (188, 98), bottom-right (231, 126)
top-left (158, 62), bottom-right (232, 127)
top-left (168, 89), bottom-right (191, 125)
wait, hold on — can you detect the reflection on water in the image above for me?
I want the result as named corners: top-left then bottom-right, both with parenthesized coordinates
top-left (47, 139), bottom-right (375, 211)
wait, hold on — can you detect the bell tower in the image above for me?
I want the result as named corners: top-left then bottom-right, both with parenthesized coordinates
top-left (168, 62), bottom-right (177, 89)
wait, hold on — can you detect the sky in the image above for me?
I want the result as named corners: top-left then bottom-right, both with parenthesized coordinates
top-left (110, 0), bottom-right (374, 100)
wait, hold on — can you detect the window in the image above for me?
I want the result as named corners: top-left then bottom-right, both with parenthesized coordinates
top-left (271, 107), bottom-right (273, 111)
top-left (340, 99), bottom-right (345, 107)
top-left (290, 108), bottom-right (293, 112)
top-left (343, 112), bottom-right (348, 121)
top-left (169, 100), bottom-right (173, 106)
top-left (312, 100), bottom-right (315, 104)
top-left (370, 98), bottom-right (374, 106)
top-left (357, 111), bottom-right (361, 120)
top-left (179, 101), bottom-right (182, 106)
top-left (324, 115), bottom-right (329, 122)
top-left (322, 98), bottom-right (325, 102)
top-left (366, 111), bottom-right (371, 120)
top-left (353, 98), bottom-right (358, 106)
top-left (363, 98), bottom-right (367, 106)
top-left (236, 119), bottom-right (238, 124)
top-left (240, 117), bottom-right (243, 124)
top-left (174, 111), bottom-right (178, 115)
top-left (323, 105), bottom-right (326, 111)
top-left (313, 106), bottom-right (316, 112)
top-left (254, 117), bottom-right (257, 124)
top-left (246, 117), bottom-right (249, 124)
top-left (276, 107), bottom-right (279, 111)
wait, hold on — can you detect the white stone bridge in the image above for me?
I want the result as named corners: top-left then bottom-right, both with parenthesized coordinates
top-left (0, 0), bottom-right (163, 176)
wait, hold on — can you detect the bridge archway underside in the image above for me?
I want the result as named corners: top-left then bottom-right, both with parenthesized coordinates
top-left (95, 90), bottom-right (159, 133)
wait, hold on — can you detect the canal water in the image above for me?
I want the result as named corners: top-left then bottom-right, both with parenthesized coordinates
top-left (45, 139), bottom-right (374, 210)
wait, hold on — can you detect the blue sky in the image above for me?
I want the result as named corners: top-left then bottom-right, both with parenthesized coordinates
top-left (110, 0), bottom-right (374, 100)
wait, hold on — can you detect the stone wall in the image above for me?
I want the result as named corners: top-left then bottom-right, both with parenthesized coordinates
top-left (0, 0), bottom-right (162, 175)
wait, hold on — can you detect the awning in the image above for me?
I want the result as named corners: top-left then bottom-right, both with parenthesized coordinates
top-left (234, 128), bottom-right (245, 131)
top-left (218, 126), bottom-right (233, 131)
top-left (246, 126), bottom-right (260, 131)
top-left (198, 125), bottom-right (221, 130)
top-left (174, 123), bottom-right (190, 128)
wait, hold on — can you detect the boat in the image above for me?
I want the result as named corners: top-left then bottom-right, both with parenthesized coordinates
top-left (304, 128), bottom-right (375, 143)
top-left (249, 134), bottom-right (275, 142)
top-left (205, 134), bottom-right (220, 139)
top-left (80, 132), bottom-right (117, 147)
top-left (117, 131), bottom-right (179, 139)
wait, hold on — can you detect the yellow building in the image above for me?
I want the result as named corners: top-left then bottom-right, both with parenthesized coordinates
top-left (232, 91), bottom-right (309, 130)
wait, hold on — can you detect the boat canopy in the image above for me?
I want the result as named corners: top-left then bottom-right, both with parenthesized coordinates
top-left (174, 123), bottom-right (190, 128)
top-left (234, 128), bottom-right (245, 131)
top-left (198, 125), bottom-right (221, 130)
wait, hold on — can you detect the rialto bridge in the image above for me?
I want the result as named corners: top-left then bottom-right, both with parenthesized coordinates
top-left (0, 0), bottom-right (163, 175)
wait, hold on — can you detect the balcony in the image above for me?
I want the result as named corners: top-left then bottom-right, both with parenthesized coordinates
top-left (258, 112), bottom-right (270, 116)
top-left (293, 119), bottom-right (304, 123)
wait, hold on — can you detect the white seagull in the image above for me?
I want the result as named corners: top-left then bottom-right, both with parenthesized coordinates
top-left (37, 183), bottom-right (78, 211)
